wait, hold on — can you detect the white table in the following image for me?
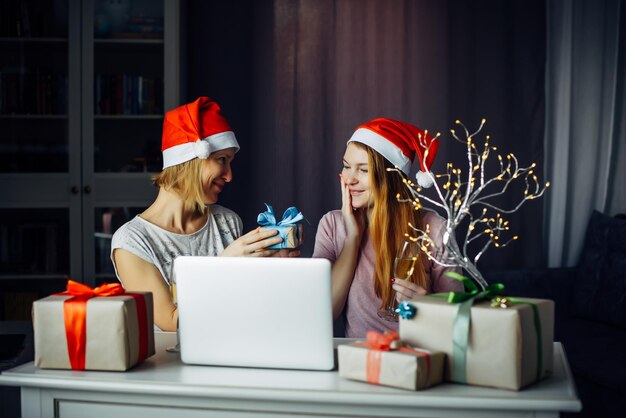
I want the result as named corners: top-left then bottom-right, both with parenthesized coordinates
top-left (0, 333), bottom-right (581, 418)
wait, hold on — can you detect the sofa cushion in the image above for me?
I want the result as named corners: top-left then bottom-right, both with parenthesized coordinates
top-left (571, 211), bottom-right (626, 329)
top-left (557, 318), bottom-right (626, 392)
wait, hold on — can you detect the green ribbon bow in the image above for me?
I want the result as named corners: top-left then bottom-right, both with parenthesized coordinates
top-left (434, 272), bottom-right (543, 384)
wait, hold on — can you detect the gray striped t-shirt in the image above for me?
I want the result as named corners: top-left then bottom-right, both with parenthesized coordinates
top-left (110, 205), bottom-right (243, 287)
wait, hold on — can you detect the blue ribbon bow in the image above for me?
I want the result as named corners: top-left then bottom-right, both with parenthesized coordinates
top-left (257, 204), bottom-right (303, 248)
top-left (257, 204), bottom-right (303, 227)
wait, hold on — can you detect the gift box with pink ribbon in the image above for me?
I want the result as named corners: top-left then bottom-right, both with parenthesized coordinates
top-left (33, 280), bottom-right (155, 371)
top-left (338, 330), bottom-right (445, 390)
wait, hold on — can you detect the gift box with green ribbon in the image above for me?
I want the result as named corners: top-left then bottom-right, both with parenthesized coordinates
top-left (33, 280), bottom-right (155, 371)
top-left (338, 330), bottom-right (445, 390)
top-left (398, 273), bottom-right (554, 390)
top-left (257, 204), bottom-right (304, 249)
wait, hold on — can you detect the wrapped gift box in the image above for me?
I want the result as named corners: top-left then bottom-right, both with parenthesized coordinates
top-left (34, 285), bottom-right (154, 371)
top-left (338, 334), bottom-right (445, 390)
top-left (257, 204), bottom-right (303, 249)
top-left (264, 223), bottom-right (303, 249)
top-left (399, 296), bottom-right (554, 390)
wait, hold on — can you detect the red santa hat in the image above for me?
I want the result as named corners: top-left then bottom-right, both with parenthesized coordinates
top-left (347, 117), bottom-right (439, 187)
top-left (161, 97), bottom-right (240, 169)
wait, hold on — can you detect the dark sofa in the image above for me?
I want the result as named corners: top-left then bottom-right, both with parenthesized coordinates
top-left (485, 210), bottom-right (626, 418)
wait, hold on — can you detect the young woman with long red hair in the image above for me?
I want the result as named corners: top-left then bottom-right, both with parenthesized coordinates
top-left (313, 118), bottom-right (462, 337)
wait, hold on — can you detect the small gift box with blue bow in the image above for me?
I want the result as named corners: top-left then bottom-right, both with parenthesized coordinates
top-left (338, 330), bottom-right (445, 390)
top-left (257, 204), bottom-right (304, 249)
top-left (398, 273), bottom-right (555, 390)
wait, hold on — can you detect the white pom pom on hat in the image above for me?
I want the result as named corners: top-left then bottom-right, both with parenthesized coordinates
top-left (347, 117), bottom-right (440, 187)
top-left (192, 139), bottom-right (211, 159)
top-left (415, 170), bottom-right (435, 188)
top-left (161, 96), bottom-right (240, 169)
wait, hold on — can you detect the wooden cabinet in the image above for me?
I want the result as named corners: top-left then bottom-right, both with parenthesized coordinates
top-left (0, 0), bottom-right (184, 319)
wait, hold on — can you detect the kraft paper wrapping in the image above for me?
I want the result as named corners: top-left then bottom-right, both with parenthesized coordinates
top-left (257, 204), bottom-right (303, 249)
top-left (399, 296), bottom-right (554, 390)
top-left (338, 343), bottom-right (445, 390)
top-left (266, 224), bottom-right (303, 249)
top-left (283, 224), bottom-right (301, 248)
top-left (33, 293), bottom-right (155, 371)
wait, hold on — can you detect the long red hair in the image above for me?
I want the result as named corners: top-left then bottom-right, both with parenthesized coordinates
top-left (356, 143), bottom-right (427, 308)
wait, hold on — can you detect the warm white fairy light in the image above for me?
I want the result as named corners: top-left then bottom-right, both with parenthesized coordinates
top-left (392, 119), bottom-right (550, 290)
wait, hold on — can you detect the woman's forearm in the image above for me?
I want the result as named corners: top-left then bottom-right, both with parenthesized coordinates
top-left (330, 236), bottom-right (361, 319)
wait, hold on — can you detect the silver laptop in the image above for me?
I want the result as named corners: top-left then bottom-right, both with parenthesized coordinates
top-left (175, 256), bottom-right (334, 370)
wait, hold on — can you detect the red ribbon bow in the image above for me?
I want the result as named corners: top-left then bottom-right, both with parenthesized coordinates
top-left (358, 330), bottom-right (432, 385)
top-left (60, 280), bottom-right (148, 370)
top-left (366, 330), bottom-right (400, 350)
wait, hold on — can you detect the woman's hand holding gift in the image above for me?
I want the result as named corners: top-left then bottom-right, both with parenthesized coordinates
top-left (221, 227), bottom-right (284, 257)
top-left (266, 223), bottom-right (302, 257)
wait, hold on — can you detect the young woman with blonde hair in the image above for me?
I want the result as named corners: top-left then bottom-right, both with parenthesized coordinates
top-left (313, 118), bottom-right (462, 337)
top-left (112, 97), bottom-right (296, 331)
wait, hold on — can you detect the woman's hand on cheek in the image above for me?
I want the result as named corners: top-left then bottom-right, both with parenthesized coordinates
top-left (339, 173), bottom-right (366, 239)
top-left (221, 227), bottom-right (283, 257)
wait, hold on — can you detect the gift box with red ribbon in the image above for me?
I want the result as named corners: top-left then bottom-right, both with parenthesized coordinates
top-left (338, 330), bottom-right (445, 390)
top-left (33, 280), bottom-right (155, 371)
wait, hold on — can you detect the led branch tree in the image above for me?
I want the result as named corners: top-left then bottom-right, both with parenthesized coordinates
top-left (391, 119), bottom-right (550, 290)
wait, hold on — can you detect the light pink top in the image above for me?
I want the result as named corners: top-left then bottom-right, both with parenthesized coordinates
top-left (313, 210), bottom-right (463, 338)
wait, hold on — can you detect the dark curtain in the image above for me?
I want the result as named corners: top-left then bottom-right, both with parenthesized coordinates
top-left (186, 0), bottom-right (546, 271)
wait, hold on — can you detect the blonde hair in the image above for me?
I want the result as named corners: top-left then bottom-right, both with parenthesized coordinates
top-left (354, 142), bottom-right (427, 309)
top-left (152, 158), bottom-right (207, 214)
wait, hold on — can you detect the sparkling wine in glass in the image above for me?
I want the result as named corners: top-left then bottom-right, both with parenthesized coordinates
top-left (377, 241), bottom-right (419, 322)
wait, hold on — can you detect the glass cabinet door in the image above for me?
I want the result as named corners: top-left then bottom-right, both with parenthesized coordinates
top-left (91, 0), bottom-right (164, 174)
top-left (0, 0), bottom-right (70, 172)
top-left (0, 0), bottom-right (80, 317)
top-left (0, 0), bottom-right (181, 292)
top-left (0, 0), bottom-right (79, 277)
top-left (82, 0), bottom-right (179, 285)
top-left (0, 37), bottom-right (69, 172)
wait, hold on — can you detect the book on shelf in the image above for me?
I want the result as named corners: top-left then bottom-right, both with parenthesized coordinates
top-left (94, 74), bottom-right (163, 115)
top-left (0, 71), bottom-right (67, 115)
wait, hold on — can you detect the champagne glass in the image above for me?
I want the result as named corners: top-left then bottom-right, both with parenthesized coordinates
top-left (377, 241), bottom-right (419, 322)
top-left (165, 276), bottom-right (180, 353)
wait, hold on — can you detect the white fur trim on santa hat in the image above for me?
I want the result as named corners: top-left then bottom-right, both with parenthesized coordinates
top-left (347, 128), bottom-right (412, 175)
top-left (162, 131), bottom-right (239, 169)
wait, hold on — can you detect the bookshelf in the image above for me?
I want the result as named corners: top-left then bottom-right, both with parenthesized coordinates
top-left (0, 0), bottom-right (185, 320)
